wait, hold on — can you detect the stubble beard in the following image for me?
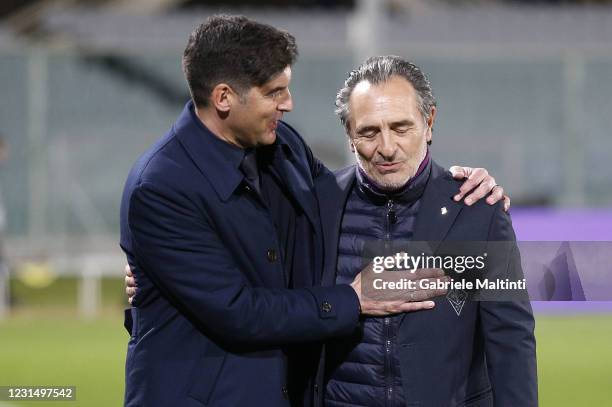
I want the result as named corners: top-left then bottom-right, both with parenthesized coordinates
top-left (357, 143), bottom-right (427, 192)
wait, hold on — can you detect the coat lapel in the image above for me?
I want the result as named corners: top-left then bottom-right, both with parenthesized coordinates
top-left (412, 161), bottom-right (464, 253)
top-left (399, 161), bottom-right (464, 329)
top-left (316, 166), bottom-right (356, 286)
top-left (268, 146), bottom-right (320, 231)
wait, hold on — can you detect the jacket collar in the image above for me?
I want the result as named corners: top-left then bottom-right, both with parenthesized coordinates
top-left (173, 101), bottom-right (293, 201)
top-left (355, 151), bottom-right (431, 206)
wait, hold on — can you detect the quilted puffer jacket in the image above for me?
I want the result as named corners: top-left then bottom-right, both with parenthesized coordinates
top-left (324, 161), bottom-right (430, 407)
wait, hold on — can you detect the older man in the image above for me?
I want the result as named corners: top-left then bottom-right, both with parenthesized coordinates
top-left (316, 56), bottom-right (537, 407)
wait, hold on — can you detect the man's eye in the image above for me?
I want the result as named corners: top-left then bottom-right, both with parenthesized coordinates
top-left (394, 127), bottom-right (409, 133)
top-left (268, 90), bottom-right (282, 98)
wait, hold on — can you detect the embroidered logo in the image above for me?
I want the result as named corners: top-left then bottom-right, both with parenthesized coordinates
top-left (446, 289), bottom-right (467, 316)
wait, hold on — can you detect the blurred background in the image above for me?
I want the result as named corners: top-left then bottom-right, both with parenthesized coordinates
top-left (0, 0), bottom-right (611, 405)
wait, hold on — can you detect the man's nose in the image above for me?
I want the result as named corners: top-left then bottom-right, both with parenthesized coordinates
top-left (278, 89), bottom-right (293, 112)
top-left (378, 130), bottom-right (396, 159)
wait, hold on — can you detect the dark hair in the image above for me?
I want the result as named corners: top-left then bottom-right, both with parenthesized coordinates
top-left (182, 15), bottom-right (298, 107)
top-left (335, 55), bottom-right (436, 132)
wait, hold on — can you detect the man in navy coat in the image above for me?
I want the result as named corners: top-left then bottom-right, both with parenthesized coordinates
top-left (316, 56), bottom-right (537, 407)
top-left (120, 16), bottom-right (508, 407)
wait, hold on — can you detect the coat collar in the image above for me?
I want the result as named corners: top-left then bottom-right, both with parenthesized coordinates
top-left (173, 101), bottom-right (294, 202)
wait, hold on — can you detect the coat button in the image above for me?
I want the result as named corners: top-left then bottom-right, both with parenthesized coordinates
top-left (281, 386), bottom-right (289, 399)
top-left (321, 301), bottom-right (332, 313)
top-left (267, 249), bottom-right (277, 262)
top-left (314, 384), bottom-right (319, 393)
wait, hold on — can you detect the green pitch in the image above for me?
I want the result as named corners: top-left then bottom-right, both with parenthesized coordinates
top-left (535, 314), bottom-right (612, 406)
top-left (0, 313), bottom-right (610, 406)
top-left (0, 315), bottom-right (126, 407)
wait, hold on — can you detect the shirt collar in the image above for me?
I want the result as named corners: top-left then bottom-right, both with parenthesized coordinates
top-left (356, 148), bottom-right (431, 205)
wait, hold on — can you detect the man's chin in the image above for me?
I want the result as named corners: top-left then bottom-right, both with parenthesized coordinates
top-left (370, 175), bottom-right (409, 191)
top-left (256, 131), bottom-right (277, 146)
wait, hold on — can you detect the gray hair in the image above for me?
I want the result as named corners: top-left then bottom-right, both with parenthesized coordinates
top-left (335, 55), bottom-right (436, 132)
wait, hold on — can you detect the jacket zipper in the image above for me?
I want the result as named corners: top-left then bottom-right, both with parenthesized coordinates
top-left (385, 199), bottom-right (395, 240)
top-left (385, 316), bottom-right (393, 405)
top-left (384, 199), bottom-right (395, 405)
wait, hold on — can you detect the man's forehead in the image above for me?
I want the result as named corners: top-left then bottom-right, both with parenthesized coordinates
top-left (352, 80), bottom-right (373, 96)
top-left (262, 66), bottom-right (292, 88)
top-left (349, 77), bottom-right (421, 128)
top-left (350, 78), bottom-right (418, 109)
top-left (351, 76), bottom-right (416, 99)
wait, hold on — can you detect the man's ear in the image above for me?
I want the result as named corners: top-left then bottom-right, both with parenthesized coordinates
top-left (425, 106), bottom-right (437, 144)
top-left (210, 83), bottom-right (237, 113)
top-left (349, 138), bottom-right (356, 153)
top-left (346, 131), bottom-right (356, 153)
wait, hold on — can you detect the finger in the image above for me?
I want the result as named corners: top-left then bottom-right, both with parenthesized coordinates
top-left (411, 286), bottom-right (448, 301)
top-left (362, 300), bottom-right (391, 316)
top-left (387, 300), bottom-right (412, 314)
top-left (125, 264), bottom-right (133, 277)
top-left (455, 168), bottom-right (487, 201)
top-left (126, 286), bottom-right (136, 297)
top-left (372, 300), bottom-right (411, 316)
top-left (486, 184), bottom-right (504, 205)
top-left (125, 273), bottom-right (136, 288)
top-left (449, 166), bottom-right (468, 180)
top-left (128, 296), bottom-right (133, 305)
top-left (503, 194), bottom-right (511, 212)
top-left (365, 297), bottom-right (437, 315)
top-left (127, 276), bottom-right (137, 288)
top-left (396, 301), bottom-right (436, 313)
top-left (463, 175), bottom-right (496, 206)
